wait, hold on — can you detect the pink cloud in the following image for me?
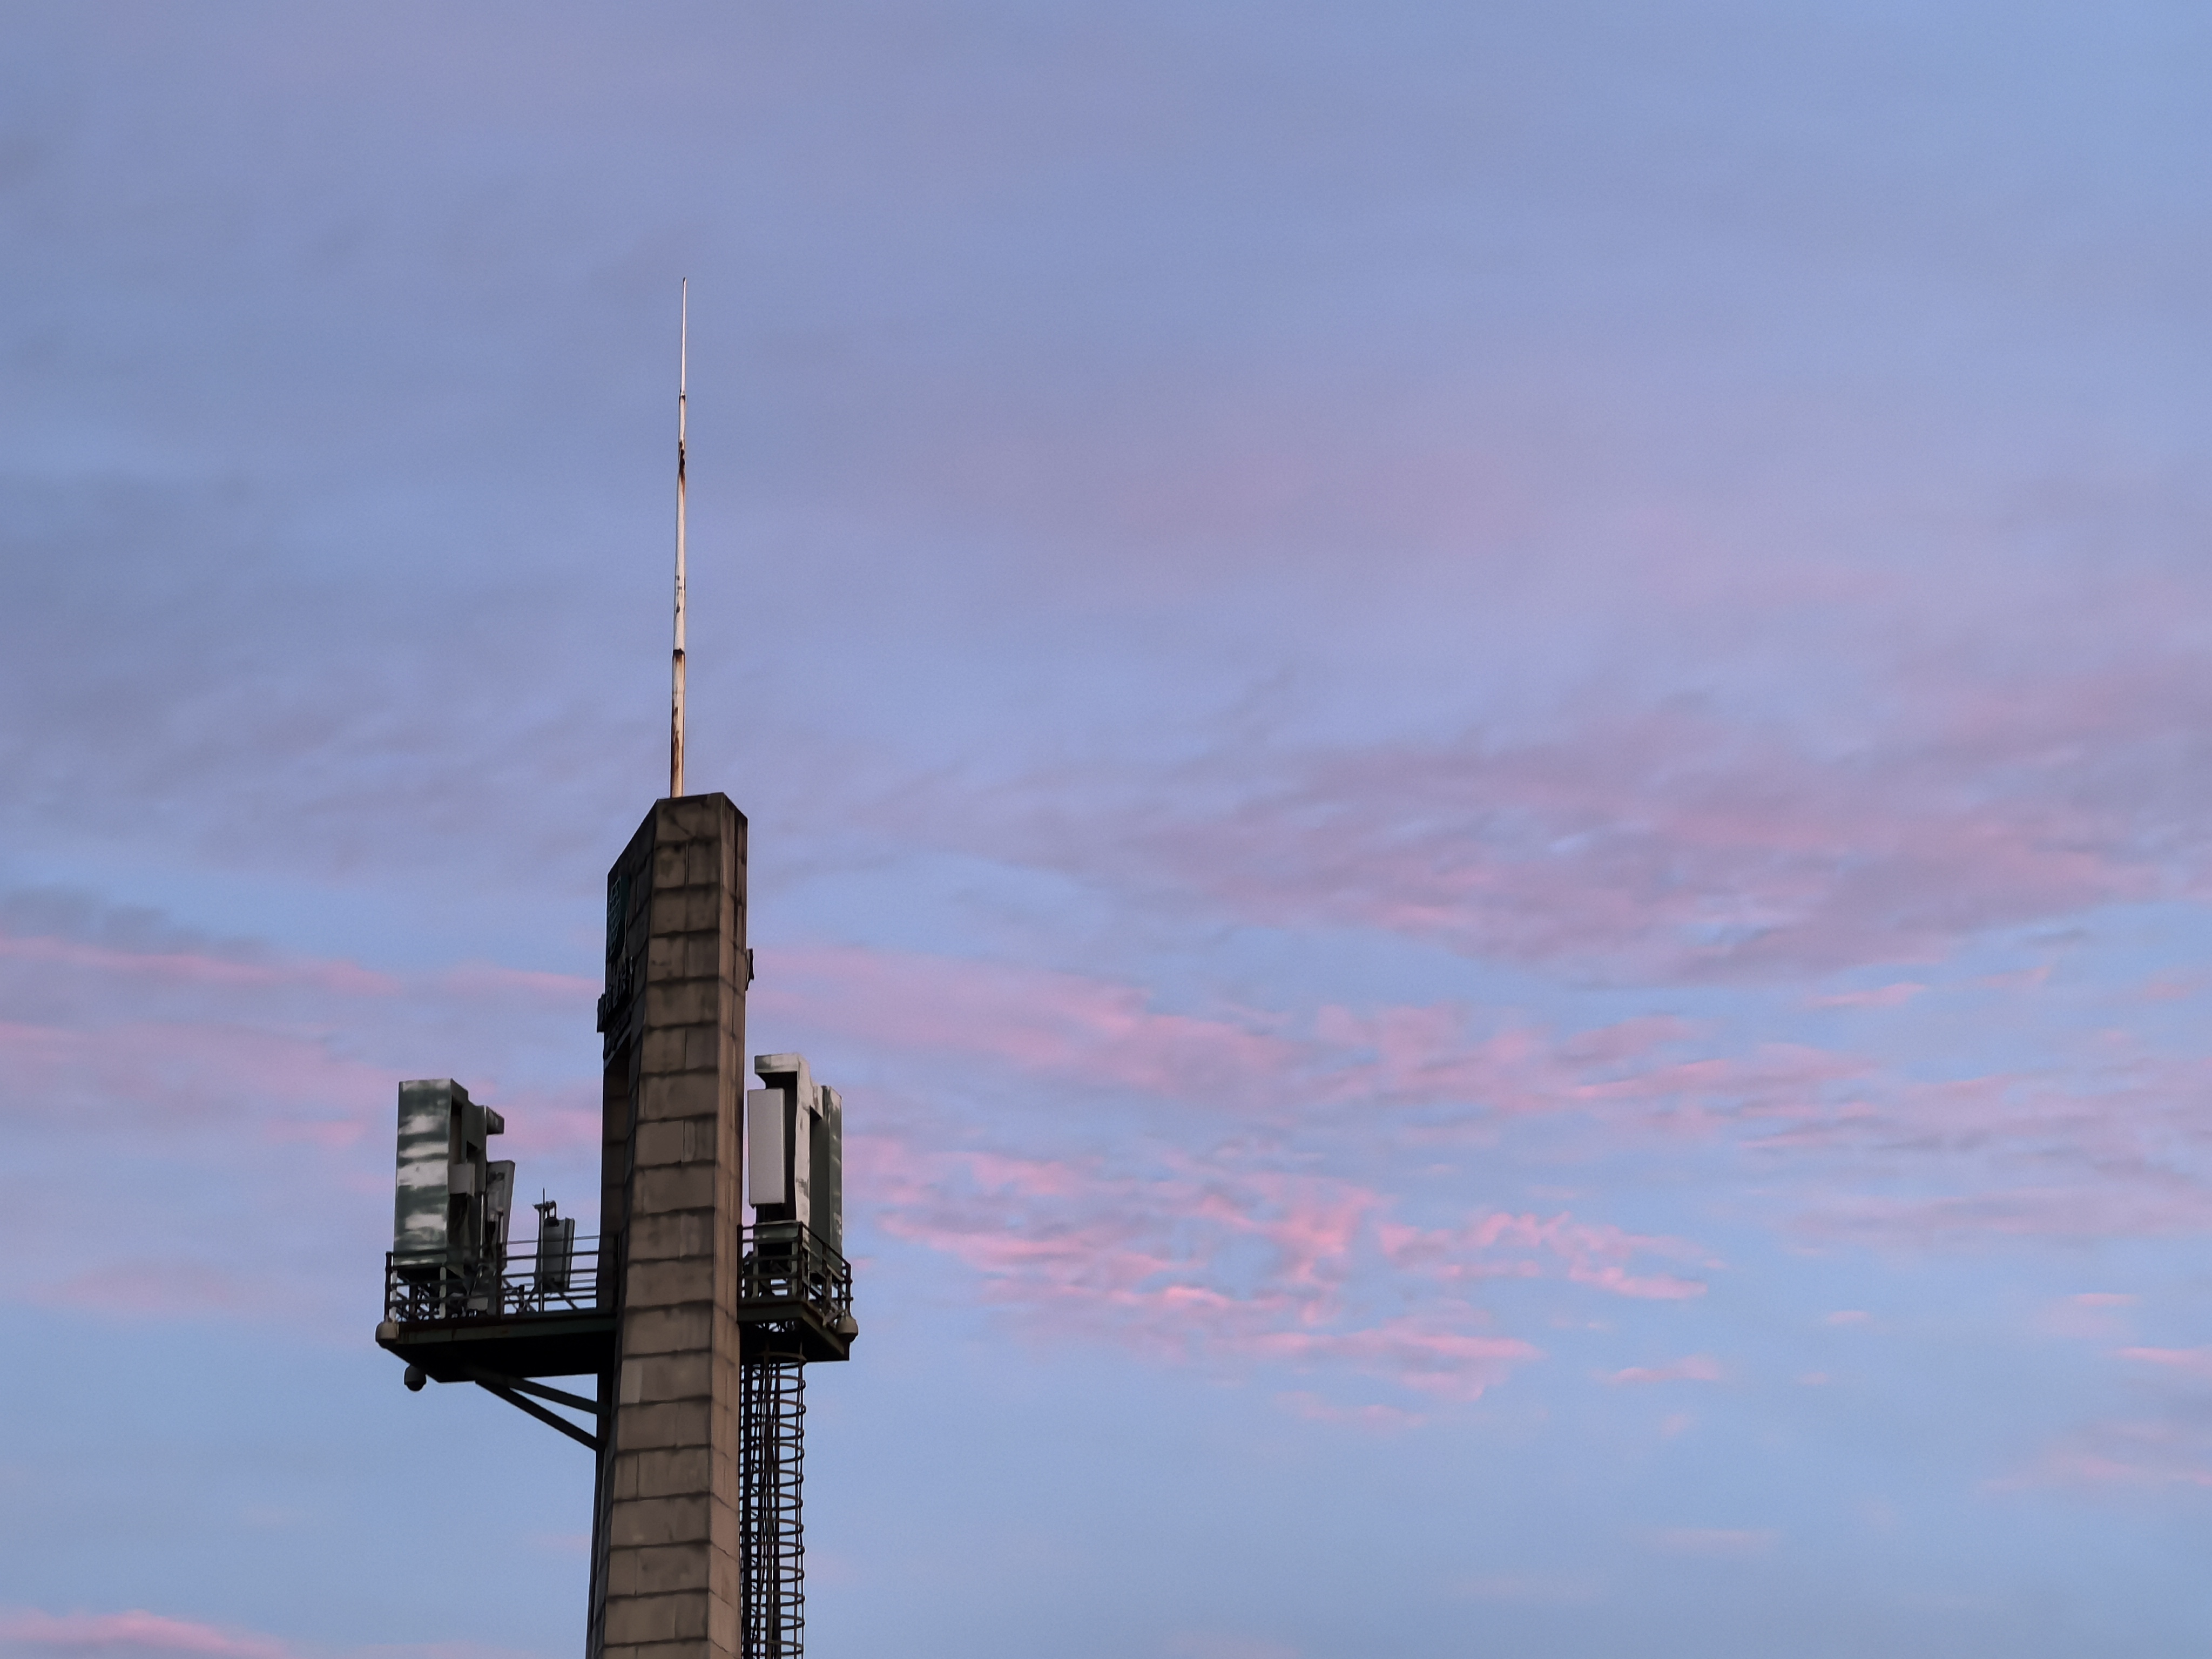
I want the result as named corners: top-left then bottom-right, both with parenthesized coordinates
top-left (1806, 982), bottom-right (1925, 1009)
top-left (35, 1260), bottom-right (268, 1320)
top-left (903, 686), bottom-right (2192, 981)
top-left (0, 932), bottom-right (400, 998)
top-left (2004, 1453), bottom-right (2212, 1492)
top-left (2035, 1294), bottom-right (2139, 1341)
top-left (773, 942), bottom-right (2212, 1383)
top-left (0, 918), bottom-right (605, 1334)
top-left (1273, 1392), bottom-right (1426, 1432)
top-left (437, 963), bottom-right (599, 1001)
top-left (2119, 1346), bottom-right (2212, 1381)
top-left (766, 951), bottom-right (2185, 1286)
top-left (11, 893), bottom-right (2201, 1432)
top-left (1253, 1319), bottom-right (1542, 1402)
top-left (1607, 1355), bottom-right (1725, 1386)
top-left (854, 1132), bottom-right (1551, 1401)
top-left (756, 941), bottom-right (1857, 1152)
top-left (1379, 1212), bottom-right (1712, 1300)
top-left (754, 943), bottom-right (1309, 1105)
top-left (1736, 1042), bottom-right (2212, 1250)
top-left (1793, 1188), bottom-right (2212, 1249)
top-left (757, 942), bottom-right (1879, 1153)
top-left (0, 1015), bottom-right (392, 1134)
top-left (0, 1613), bottom-right (545, 1659)
top-left (1977, 966), bottom-right (2054, 993)
top-left (1996, 1413), bottom-right (2212, 1492)
top-left (14, 888), bottom-right (2210, 1421)
top-left (1644, 1528), bottom-right (1777, 1559)
top-left (2133, 973), bottom-right (2202, 1003)
top-left (0, 924), bottom-right (596, 1155)
top-left (1448, 1573), bottom-right (1605, 1605)
top-left (0, 1610), bottom-right (293, 1659)
top-left (1164, 1634), bottom-right (1300, 1659)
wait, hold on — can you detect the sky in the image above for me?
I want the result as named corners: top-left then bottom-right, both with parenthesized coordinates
top-left (4, 2), bottom-right (2212, 1655)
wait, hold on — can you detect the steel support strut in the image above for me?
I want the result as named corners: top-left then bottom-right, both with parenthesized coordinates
top-left (462, 1365), bottom-right (603, 1451)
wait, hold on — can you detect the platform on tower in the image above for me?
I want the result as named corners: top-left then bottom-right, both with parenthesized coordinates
top-left (374, 1236), bottom-right (616, 1382)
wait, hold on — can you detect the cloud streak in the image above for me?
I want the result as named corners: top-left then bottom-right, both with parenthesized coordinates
top-left (1607, 1355), bottom-right (1725, 1386)
top-left (0, 1610), bottom-right (291, 1659)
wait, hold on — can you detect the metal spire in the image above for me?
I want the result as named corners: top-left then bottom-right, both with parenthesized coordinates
top-left (671, 279), bottom-right (689, 800)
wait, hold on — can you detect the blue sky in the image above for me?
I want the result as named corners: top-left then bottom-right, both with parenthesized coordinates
top-left (5, 3), bottom-right (2212, 1656)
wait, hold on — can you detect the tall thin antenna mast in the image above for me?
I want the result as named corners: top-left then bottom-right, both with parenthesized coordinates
top-left (671, 279), bottom-right (688, 799)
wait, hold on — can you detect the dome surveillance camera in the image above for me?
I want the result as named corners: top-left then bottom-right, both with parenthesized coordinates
top-left (404, 1365), bottom-right (427, 1392)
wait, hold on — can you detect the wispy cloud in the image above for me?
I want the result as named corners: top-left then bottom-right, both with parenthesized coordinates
top-left (1447, 1572), bottom-right (1606, 1604)
top-left (0, 908), bottom-right (601, 1330)
top-left (857, 1134), bottom-right (1546, 1401)
top-left (2119, 1345), bottom-right (2212, 1380)
top-left (0, 1610), bottom-right (292, 1659)
top-left (1996, 1419), bottom-right (2212, 1493)
top-left (1643, 1528), bottom-right (1778, 1559)
top-left (0, 1604), bottom-right (543, 1659)
top-left (1806, 983), bottom-right (1925, 1009)
top-left (1607, 1355), bottom-right (1725, 1386)
top-left (898, 678), bottom-right (2209, 982)
top-left (1273, 1392), bottom-right (1426, 1432)
top-left (1380, 1212), bottom-right (1714, 1301)
top-left (1164, 1635), bottom-right (1299, 1659)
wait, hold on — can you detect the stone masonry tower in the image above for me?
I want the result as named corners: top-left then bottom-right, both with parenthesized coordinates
top-left (589, 793), bottom-right (752, 1659)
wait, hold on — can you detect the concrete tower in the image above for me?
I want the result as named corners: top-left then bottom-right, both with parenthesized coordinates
top-left (377, 292), bottom-right (854, 1659)
top-left (590, 793), bottom-right (752, 1659)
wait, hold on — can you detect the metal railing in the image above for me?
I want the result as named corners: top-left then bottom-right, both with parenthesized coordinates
top-left (736, 1222), bottom-right (852, 1320)
top-left (385, 1235), bottom-right (603, 1324)
top-left (385, 1224), bottom-right (845, 1325)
